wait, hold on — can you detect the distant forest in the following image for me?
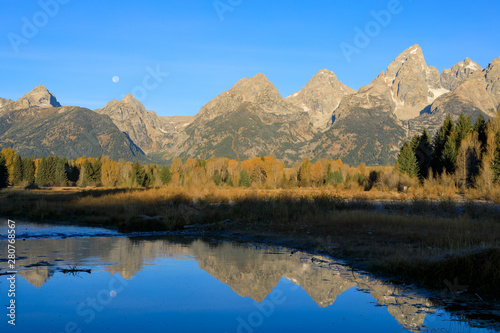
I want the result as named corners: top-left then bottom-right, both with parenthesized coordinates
top-left (0, 112), bottom-right (499, 193)
top-left (396, 113), bottom-right (500, 189)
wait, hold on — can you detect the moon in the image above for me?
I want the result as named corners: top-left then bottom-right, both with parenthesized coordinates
top-left (112, 76), bottom-right (120, 83)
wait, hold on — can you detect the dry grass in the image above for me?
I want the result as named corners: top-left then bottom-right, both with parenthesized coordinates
top-left (1, 186), bottom-right (499, 299)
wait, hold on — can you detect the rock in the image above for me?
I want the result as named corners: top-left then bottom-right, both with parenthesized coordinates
top-left (95, 94), bottom-right (194, 153)
top-left (285, 69), bottom-right (356, 130)
top-left (441, 57), bottom-right (483, 91)
top-left (9, 85), bottom-right (61, 110)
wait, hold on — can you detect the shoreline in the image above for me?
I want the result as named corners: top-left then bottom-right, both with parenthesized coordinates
top-left (1, 187), bottom-right (500, 305)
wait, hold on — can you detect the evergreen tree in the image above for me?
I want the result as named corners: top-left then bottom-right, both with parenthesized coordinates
top-left (432, 115), bottom-right (455, 174)
top-left (143, 171), bottom-right (153, 188)
top-left (36, 157), bottom-right (51, 186)
top-left (0, 156), bottom-right (9, 189)
top-left (92, 159), bottom-right (102, 183)
top-left (55, 158), bottom-right (68, 186)
top-left (474, 113), bottom-right (488, 153)
top-left (22, 158), bottom-right (35, 185)
top-left (396, 142), bottom-right (419, 177)
top-left (442, 134), bottom-right (458, 173)
top-left (225, 175), bottom-right (234, 187)
top-left (326, 171), bottom-right (344, 185)
top-left (414, 129), bottom-right (433, 179)
top-left (81, 159), bottom-right (94, 187)
top-left (12, 155), bottom-right (23, 185)
top-left (493, 131), bottom-right (500, 182)
top-left (239, 170), bottom-right (251, 188)
top-left (409, 134), bottom-right (420, 151)
top-left (46, 156), bottom-right (56, 185)
top-left (67, 161), bottom-right (80, 183)
top-left (213, 172), bottom-right (222, 186)
top-left (160, 165), bottom-right (172, 185)
top-left (131, 161), bottom-right (146, 187)
top-left (455, 113), bottom-right (472, 148)
top-left (456, 133), bottom-right (481, 188)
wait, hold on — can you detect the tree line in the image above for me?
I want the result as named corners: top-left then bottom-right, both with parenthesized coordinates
top-left (396, 112), bottom-right (500, 188)
top-left (1, 111), bottom-right (499, 192)
top-left (0, 148), bottom-right (368, 190)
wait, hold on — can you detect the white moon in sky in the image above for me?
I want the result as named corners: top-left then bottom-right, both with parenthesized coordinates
top-left (112, 76), bottom-right (120, 83)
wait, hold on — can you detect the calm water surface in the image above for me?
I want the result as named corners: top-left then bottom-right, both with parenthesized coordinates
top-left (0, 221), bottom-right (498, 333)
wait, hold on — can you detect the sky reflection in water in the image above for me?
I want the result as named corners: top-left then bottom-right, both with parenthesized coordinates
top-left (0, 222), bottom-right (497, 333)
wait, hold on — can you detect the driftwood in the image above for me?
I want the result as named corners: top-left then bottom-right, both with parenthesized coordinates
top-left (184, 219), bottom-right (234, 229)
top-left (59, 266), bottom-right (91, 274)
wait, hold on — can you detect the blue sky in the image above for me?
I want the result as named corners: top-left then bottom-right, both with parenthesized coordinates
top-left (1, 0), bottom-right (499, 117)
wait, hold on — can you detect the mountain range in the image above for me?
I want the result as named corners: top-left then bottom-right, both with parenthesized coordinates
top-left (1, 44), bottom-right (498, 165)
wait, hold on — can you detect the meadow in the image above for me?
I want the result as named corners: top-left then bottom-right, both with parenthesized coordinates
top-left (1, 185), bottom-right (499, 301)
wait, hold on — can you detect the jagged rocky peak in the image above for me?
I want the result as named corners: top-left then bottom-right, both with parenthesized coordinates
top-left (441, 57), bottom-right (483, 91)
top-left (122, 93), bottom-right (142, 105)
top-left (291, 69), bottom-right (356, 96)
top-left (230, 72), bottom-right (283, 103)
top-left (94, 93), bottom-right (155, 151)
top-left (426, 56), bottom-right (500, 122)
top-left (285, 69), bottom-right (356, 130)
top-left (97, 93), bottom-right (147, 119)
top-left (15, 84), bottom-right (61, 109)
top-left (385, 44), bottom-right (426, 79)
top-left (383, 44), bottom-right (447, 120)
top-left (197, 72), bottom-right (292, 122)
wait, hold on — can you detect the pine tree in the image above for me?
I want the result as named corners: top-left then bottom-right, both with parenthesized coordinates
top-left (92, 159), bottom-right (102, 184)
top-left (225, 175), bottom-right (234, 187)
top-left (81, 159), bottom-right (94, 187)
top-left (143, 171), bottom-right (153, 188)
top-left (12, 155), bottom-right (23, 185)
top-left (326, 171), bottom-right (344, 185)
top-left (493, 131), bottom-right (500, 182)
top-left (160, 165), bottom-right (172, 185)
top-left (22, 158), bottom-right (35, 185)
top-left (442, 134), bottom-right (458, 174)
top-left (55, 158), bottom-right (68, 186)
top-left (455, 113), bottom-right (473, 148)
top-left (474, 113), bottom-right (488, 153)
top-left (455, 133), bottom-right (481, 188)
top-left (0, 156), bottom-right (9, 189)
top-left (396, 142), bottom-right (419, 177)
top-left (213, 172), bottom-right (222, 186)
top-left (239, 170), bottom-right (251, 188)
top-left (131, 161), bottom-right (145, 187)
top-left (414, 129), bottom-right (433, 179)
top-left (36, 157), bottom-right (50, 186)
top-left (432, 115), bottom-right (455, 174)
top-left (409, 134), bottom-right (420, 151)
top-left (46, 156), bottom-right (56, 185)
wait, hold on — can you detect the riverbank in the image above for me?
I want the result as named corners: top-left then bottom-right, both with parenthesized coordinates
top-left (1, 186), bottom-right (499, 302)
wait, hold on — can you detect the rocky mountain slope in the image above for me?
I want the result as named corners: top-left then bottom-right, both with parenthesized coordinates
top-left (440, 57), bottom-right (483, 91)
top-left (0, 97), bottom-right (14, 110)
top-left (308, 46), bottom-right (499, 165)
top-left (408, 56), bottom-right (500, 136)
top-left (2, 46), bottom-right (499, 165)
top-left (285, 69), bottom-right (356, 130)
top-left (172, 73), bottom-right (316, 162)
top-left (94, 94), bottom-right (193, 153)
top-left (0, 86), bottom-right (146, 161)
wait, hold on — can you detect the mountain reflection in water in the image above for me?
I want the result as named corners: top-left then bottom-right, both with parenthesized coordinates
top-left (0, 235), bottom-right (496, 333)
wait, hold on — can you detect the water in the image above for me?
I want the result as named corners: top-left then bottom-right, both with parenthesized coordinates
top-left (0, 221), bottom-right (498, 333)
